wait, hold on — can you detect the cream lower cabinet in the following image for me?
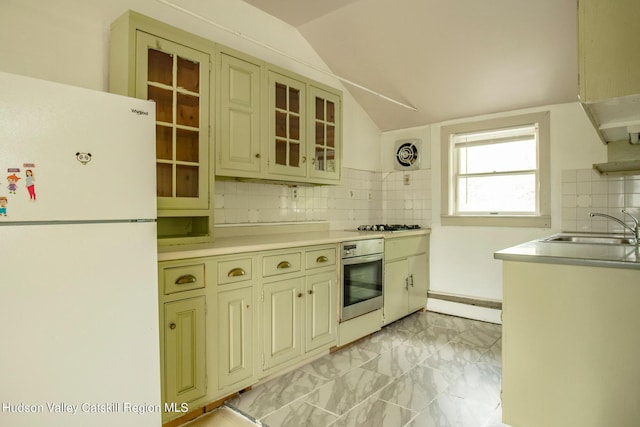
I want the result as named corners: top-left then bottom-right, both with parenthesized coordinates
top-left (502, 261), bottom-right (640, 427)
top-left (158, 244), bottom-right (337, 421)
top-left (216, 286), bottom-right (255, 391)
top-left (260, 245), bottom-right (337, 376)
top-left (305, 270), bottom-right (337, 352)
top-left (261, 276), bottom-right (305, 372)
top-left (383, 235), bottom-right (429, 325)
top-left (211, 254), bottom-right (258, 398)
top-left (261, 273), bottom-right (338, 375)
top-left (164, 297), bottom-right (207, 406)
top-left (159, 261), bottom-right (208, 423)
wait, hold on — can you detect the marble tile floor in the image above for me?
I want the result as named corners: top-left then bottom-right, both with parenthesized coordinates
top-left (192, 311), bottom-right (504, 427)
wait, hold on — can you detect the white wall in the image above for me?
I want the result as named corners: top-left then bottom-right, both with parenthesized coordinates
top-left (0, 0), bottom-right (381, 170)
top-left (382, 102), bottom-right (607, 316)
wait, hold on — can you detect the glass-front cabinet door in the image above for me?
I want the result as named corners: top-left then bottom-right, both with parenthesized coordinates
top-left (136, 32), bottom-right (210, 210)
top-left (309, 86), bottom-right (341, 181)
top-left (268, 71), bottom-right (306, 178)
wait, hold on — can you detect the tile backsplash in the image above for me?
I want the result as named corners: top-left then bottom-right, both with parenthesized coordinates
top-left (214, 167), bottom-right (432, 230)
top-left (562, 168), bottom-right (640, 233)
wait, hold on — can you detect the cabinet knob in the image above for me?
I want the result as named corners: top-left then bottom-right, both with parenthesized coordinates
top-left (246, 304), bottom-right (250, 309)
top-left (297, 293), bottom-right (303, 298)
top-left (255, 153), bottom-right (261, 159)
top-left (169, 323), bottom-right (177, 330)
top-left (308, 290), bottom-right (314, 295)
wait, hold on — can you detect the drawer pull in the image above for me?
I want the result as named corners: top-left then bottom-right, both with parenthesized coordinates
top-left (227, 268), bottom-right (246, 278)
top-left (175, 274), bottom-right (197, 285)
top-left (277, 261), bottom-right (292, 269)
top-left (316, 255), bottom-right (329, 263)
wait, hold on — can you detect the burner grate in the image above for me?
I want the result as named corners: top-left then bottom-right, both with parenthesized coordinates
top-left (357, 224), bottom-right (420, 231)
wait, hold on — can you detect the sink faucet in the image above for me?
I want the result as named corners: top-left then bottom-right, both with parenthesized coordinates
top-left (589, 209), bottom-right (640, 243)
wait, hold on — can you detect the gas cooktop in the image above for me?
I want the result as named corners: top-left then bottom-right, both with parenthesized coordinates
top-left (356, 224), bottom-right (421, 232)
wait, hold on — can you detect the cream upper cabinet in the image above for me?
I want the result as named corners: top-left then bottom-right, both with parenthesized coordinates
top-left (308, 86), bottom-right (341, 182)
top-left (578, 0), bottom-right (640, 103)
top-left (216, 51), bottom-right (263, 178)
top-left (110, 11), bottom-right (215, 244)
top-left (267, 70), bottom-right (307, 179)
top-left (136, 32), bottom-right (210, 211)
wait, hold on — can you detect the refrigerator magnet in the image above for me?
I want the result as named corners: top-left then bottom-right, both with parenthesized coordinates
top-left (25, 169), bottom-right (36, 201)
top-left (6, 173), bottom-right (20, 194)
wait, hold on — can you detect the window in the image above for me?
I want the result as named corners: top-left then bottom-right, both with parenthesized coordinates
top-left (441, 111), bottom-right (550, 227)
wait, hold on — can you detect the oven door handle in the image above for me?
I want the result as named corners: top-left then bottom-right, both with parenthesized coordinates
top-left (341, 254), bottom-right (383, 265)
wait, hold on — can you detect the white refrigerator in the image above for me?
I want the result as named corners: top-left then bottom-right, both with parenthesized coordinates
top-left (0, 72), bottom-right (161, 426)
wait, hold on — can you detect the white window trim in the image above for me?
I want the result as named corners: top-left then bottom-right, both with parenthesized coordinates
top-left (440, 111), bottom-right (551, 227)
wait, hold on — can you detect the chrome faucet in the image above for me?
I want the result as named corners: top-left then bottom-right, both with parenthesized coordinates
top-left (589, 209), bottom-right (640, 243)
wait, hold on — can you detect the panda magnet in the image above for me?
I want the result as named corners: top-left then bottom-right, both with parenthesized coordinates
top-left (76, 152), bottom-right (92, 165)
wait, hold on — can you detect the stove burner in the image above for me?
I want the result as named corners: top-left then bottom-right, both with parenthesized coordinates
top-left (357, 224), bottom-right (421, 232)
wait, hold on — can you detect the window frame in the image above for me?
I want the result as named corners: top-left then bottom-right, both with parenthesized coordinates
top-left (440, 111), bottom-right (551, 227)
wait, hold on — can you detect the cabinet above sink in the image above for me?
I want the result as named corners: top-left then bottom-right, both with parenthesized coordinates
top-left (578, 0), bottom-right (640, 148)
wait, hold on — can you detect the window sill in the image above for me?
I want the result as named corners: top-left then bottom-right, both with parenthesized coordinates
top-left (441, 215), bottom-right (551, 228)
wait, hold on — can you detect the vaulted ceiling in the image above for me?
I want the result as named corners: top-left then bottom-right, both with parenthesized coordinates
top-left (242, 0), bottom-right (578, 131)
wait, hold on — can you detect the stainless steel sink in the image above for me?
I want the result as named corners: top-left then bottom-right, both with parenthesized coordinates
top-left (542, 233), bottom-right (636, 245)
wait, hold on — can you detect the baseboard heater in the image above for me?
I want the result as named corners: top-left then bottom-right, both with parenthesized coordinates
top-left (428, 291), bottom-right (502, 310)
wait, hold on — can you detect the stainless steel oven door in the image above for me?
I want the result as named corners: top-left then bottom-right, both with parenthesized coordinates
top-left (340, 253), bottom-right (383, 322)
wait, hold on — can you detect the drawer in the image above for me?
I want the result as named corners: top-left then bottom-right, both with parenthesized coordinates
top-left (217, 257), bottom-right (253, 285)
top-left (262, 252), bottom-right (302, 277)
top-left (385, 235), bottom-right (428, 261)
top-left (305, 247), bottom-right (337, 270)
top-left (163, 263), bottom-right (205, 294)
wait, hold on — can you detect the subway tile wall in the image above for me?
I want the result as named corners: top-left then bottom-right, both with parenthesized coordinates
top-left (562, 169), bottom-right (640, 232)
top-left (214, 167), bottom-right (432, 230)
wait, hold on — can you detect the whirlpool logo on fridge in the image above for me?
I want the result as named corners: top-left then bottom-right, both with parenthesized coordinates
top-left (130, 108), bottom-right (149, 116)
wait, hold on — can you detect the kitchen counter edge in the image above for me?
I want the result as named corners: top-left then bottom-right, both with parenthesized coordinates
top-left (158, 229), bottom-right (431, 261)
top-left (494, 239), bottom-right (640, 270)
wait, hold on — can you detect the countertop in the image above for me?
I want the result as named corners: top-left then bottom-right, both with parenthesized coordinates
top-left (158, 228), bottom-right (430, 262)
top-left (494, 235), bottom-right (640, 270)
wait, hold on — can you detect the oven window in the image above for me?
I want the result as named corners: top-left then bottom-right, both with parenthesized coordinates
top-left (343, 259), bottom-right (382, 307)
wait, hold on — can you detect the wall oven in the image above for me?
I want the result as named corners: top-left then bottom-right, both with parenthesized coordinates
top-left (340, 238), bottom-right (384, 322)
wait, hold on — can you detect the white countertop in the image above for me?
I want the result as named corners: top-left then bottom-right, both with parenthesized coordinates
top-left (494, 236), bottom-right (640, 270)
top-left (158, 228), bottom-right (430, 261)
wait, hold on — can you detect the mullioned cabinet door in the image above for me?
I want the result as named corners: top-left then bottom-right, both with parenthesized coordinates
top-left (136, 31), bottom-right (211, 211)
